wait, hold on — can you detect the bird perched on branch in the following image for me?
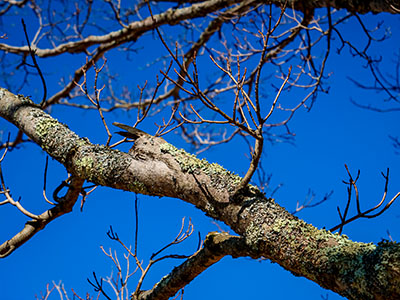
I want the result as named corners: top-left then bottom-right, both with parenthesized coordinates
top-left (113, 122), bottom-right (165, 158)
top-left (113, 122), bottom-right (152, 140)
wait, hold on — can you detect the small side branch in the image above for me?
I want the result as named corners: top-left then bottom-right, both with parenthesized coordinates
top-left (330, 165), bottom-right (400, 233)
top-left (95, 215), bottom-right (196, 300)
top-left (138, 232), bottom-right (260, 300)
top-left (0, 176), bottom-right (84, 258)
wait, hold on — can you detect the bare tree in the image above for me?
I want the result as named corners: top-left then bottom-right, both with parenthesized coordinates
top-left (0, 1), bottom-right (400, 299)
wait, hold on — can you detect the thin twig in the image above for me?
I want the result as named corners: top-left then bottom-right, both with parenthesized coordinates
top-left (21, 18), bottom-right (47, 106)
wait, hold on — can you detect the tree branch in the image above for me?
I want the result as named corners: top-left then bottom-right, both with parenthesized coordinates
top-left (1, 87), bottom-right (399, 298)
top-left (0, 0), bottom-right (245, 57)
top-left (0, 176), bottom-right (84, 257)
top-left (138, 232), bottom-right (259, 300)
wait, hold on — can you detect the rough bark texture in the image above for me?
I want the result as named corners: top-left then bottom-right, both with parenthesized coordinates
top-left (1, 87), bottom-right (399, 299)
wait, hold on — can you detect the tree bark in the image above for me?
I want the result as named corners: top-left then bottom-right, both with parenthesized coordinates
top-left (1, 87), bottom-right (399, 299)
top-left (282, 0), bottom-right (400, 14)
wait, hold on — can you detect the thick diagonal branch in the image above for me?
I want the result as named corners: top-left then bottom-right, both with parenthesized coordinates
top-left (0, 88), bottom-right (399, 299)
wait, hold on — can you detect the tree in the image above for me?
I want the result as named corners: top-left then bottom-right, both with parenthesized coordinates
top-left (0, 1), bottom-right (399, 299)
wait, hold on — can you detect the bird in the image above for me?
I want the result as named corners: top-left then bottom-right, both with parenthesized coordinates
top-left (113, 122), bottom-right (164, 158)
top-left (113, 122), bottom-right (152, 140)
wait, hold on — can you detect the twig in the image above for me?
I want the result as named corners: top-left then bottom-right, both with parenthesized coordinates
top-left (330, 166), bottom-right (400, 233)
top-left (21, 18), bottom-right (47, 106)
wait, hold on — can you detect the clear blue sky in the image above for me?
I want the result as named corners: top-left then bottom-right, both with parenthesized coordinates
top-left (0, 4), bottom-right (399, 300)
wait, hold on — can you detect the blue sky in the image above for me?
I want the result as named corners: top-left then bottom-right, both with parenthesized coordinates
top-left (0, 4), bottom-right (399, 300)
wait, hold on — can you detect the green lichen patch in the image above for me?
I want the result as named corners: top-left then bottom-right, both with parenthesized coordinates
top-left (36, 117), bottom-right (60, 141)
top-left (74, 155), bottom-right (94, 176)
top-left (34, 115), bottom-right (85, 164)
top-left (72, 143), bottom-right (131, 188)
top-left (160, 142), bottom-right (242, 192)
top-left (127, 180), bottom-right (148, 194)
top-left (317, 235), bottom-right (378, 298)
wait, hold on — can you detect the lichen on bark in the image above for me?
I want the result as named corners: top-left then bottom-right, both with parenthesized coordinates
top-left (159, 142), bottom-right (242, 193)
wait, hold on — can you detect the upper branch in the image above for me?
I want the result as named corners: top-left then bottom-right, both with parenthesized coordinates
top-left (0, 0), bottom-right (245, 57)
top-left (0, 0), bottom-right (397, 58)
